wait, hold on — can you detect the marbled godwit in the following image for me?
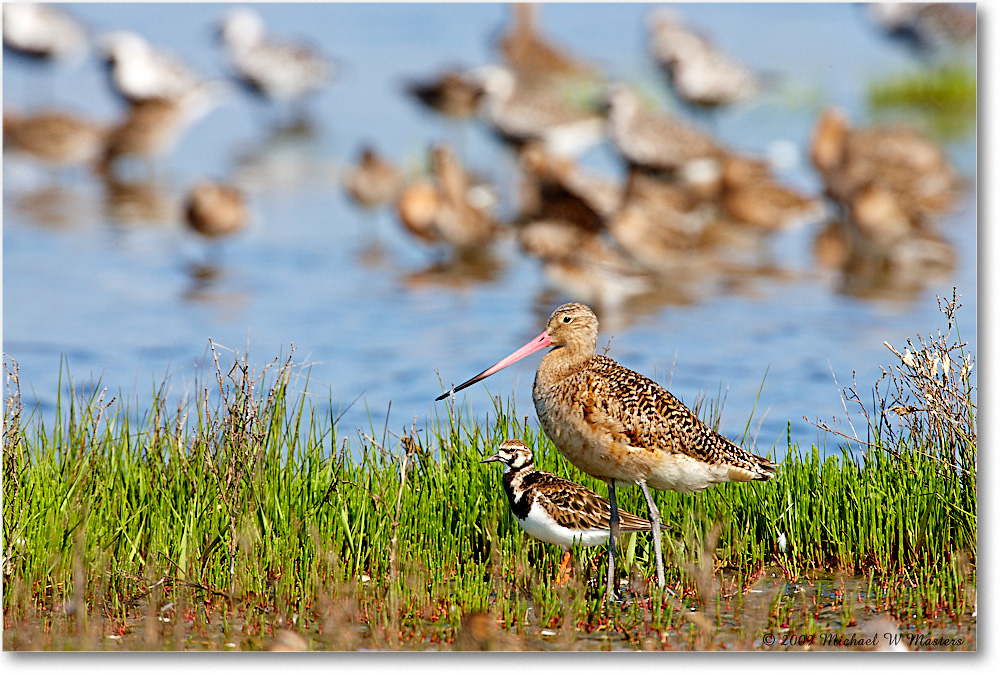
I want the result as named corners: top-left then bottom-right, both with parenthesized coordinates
top-left (647, 8), bottom-right (761, 110)
top-left (473, 65), bottom-right (604, 157)
top-left (483, 439), bottom-right (652, 584)
top-left (497, 3), bottom-right (599, 88)
top-left (100, 31), bottom-right (218, 106)
top-left (809, 108), bottom-right (959, 224)
top-left (3, 3), bottom-right (87, 64)
top-left (404, 69), bottom-right (484, 119)
top-left (605, 84), bottom-right (723, 176)
top-left (218, 8), bottom-right (332, 109)
top-left (3, 110), bottom-right (108, 168)
top-left (437, 303), bottom-right (776, 599)
top-left (184, 182), bottom-right (247, 239)
top-left (343, 145), bottom-right (404, 209)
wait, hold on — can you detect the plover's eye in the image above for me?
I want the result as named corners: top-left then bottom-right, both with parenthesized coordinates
top-left (562, 315), bottom-right (573, 323)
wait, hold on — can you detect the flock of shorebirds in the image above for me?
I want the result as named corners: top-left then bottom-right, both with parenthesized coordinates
top-left (2, 2), bottom-right (974, 601)
top-left (4, 3), bottom-right (970, 303)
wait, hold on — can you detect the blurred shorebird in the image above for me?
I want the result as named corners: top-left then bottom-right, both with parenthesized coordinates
top-left (343, 145), bottom-right (404, 210)
top-left (497, 3), bottom-right (600, 88)
top-left (473, 64), bottom-right (604, 157)
top-left (718, 155), bottom-right (824, 232)
top-left (100, 30), bottom-right (221, 108)
top-left (608, 170), bottom-right (713, 274)
top-left (482, 439), bottom-right (653, 584)
top-left (184, 181), bottom-right (247, 239)
top-left (647, 8), bottom-right (761, 111)
top-left (437, 303), bottom-right (776, 600)
top-left (4, 109), bottom-right (108, 169)
top-left (867, 2), bottom-right (976, 52)
top-left (516, 141), bottom-right (620, 232)
top-left (218, 7), bottom-right (333, 119)
top-left (404, 69), bottom-right (484, 119)
top-left (605, 84), bottom-right (723, 177)
top-left (3, 3), bottom-right (87, 65)
top-left (810, 108), bottom-right (959, 226)
top-left (99, 85), bottom-right (221, 175)
top-left (396, 144), bottom-right (497, 252)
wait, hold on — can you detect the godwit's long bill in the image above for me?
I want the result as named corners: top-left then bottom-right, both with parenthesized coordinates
top-left (436, 302), bottom-right (776, 601)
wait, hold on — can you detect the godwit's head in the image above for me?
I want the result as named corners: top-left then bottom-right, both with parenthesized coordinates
top-left (481, 439), bottom-right (535, 473)
top-left (544, 302), bottom-right (599, 355)
top-left (435, 302), bottom-right (598, 401)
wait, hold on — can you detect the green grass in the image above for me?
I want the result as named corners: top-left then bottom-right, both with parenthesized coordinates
top-left (2, 328), bottom-right (976, 650)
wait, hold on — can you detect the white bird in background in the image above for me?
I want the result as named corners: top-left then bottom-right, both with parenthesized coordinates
top-left (218, 7), bottom-right (333, 114)
top-left (3, 3), bottom-right (88, 65)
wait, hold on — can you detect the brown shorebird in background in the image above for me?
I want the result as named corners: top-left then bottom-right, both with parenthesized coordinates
top-left (482, 439), bottom-right (652, 584)
top-left (3, 110), bottom-right (108, 168)
top-left (810, 107), bottom-right (959, 227)
top-left (395, 144), bottom-right (497, 252)
top-left (473, 65), bottom-right (604, 157)
top-left (605, 84), bottom-right (723, 176)
top-left (343, 145), bottom-right (404, 210)
top-left (437, 303), bottom-right (776, 600)
top-left (497, 3), bottom-right (599, 88)
top-left (404, 69), bottom-right (484, 119)
top-left (184, 181), bottom-right (247, 239)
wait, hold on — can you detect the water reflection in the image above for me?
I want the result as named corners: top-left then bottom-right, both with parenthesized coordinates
top-left (101, 174), bottom-right (178, 227)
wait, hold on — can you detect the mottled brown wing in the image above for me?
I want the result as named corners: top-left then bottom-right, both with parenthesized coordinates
top-left (582, 356), bottom-right (776, 477)
top-left (529, 471), bottom-right (651, 532)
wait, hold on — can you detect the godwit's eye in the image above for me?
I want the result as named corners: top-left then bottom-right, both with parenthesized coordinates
top-left (562, 315), bottom-right (573, 323)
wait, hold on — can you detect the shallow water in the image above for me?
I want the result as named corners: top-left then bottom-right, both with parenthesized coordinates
top-left (2, 3), bottom-right (977, 457)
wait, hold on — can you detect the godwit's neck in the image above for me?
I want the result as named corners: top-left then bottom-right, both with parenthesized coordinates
top-left (537, 342), bottom-right (595, 386)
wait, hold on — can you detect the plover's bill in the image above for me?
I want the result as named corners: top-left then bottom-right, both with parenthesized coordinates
top-left (3, 3), bottom-right (87, 64)
top-left (437, 303), bottom-right (776, 600)
top-left (647, 8), bottom-right (761, 109)
top-left (219, 8), bottom-right (332, 106)
top-left (184, 181), bottom-right (247, 239)
top-left (472, 64), bottom-right (604, 157)
top-left (482, 439), bottom-right (652, 582)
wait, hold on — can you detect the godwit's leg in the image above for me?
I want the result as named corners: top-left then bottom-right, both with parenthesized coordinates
top-left (638, 479), bottom-right (665, 588)
top-left (605, 479), bottom-right (620, 601)
top-left (555, 551), bottom-right (572, 584)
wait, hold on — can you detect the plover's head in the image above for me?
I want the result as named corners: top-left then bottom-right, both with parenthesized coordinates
top-left (481, 439), bottom-right (534, 473)
top-left (100, 31), bottom-right (151, 64)
top-left (220, 8), bottom-right (265, 50)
